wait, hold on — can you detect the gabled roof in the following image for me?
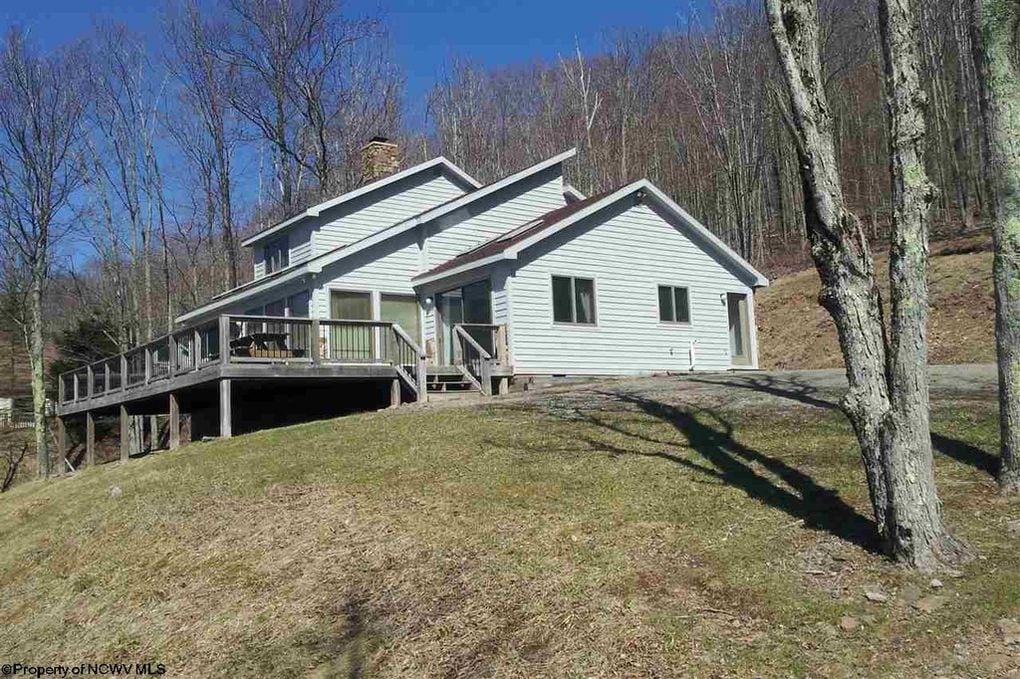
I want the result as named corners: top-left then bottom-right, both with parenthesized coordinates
top-left (286, 148), bottom-right (575, 277)
top-left (412, 179), bottom-right (769, 288)
top-left (175, 149), bottom-right (577, 324)
top-left (239, 156), bottom-right (481, 247)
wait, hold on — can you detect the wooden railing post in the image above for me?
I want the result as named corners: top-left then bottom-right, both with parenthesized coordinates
top-left (120, 354), bottom-right (128, 389)
top-left (480, 355), bottom-right (493, 396)
top-left (219, 315), bottom-right (231, 365)
top-left (58, 373), bottom-right (65, 404)
top-left (87, 365), bottom-right (94, 399)
top-left (496, 325), bottom-right (508, 364)
top-left (104, 362), bottom-right (111, 392)
top-left (144, 345), bottom-right (152, 384)
top-left (193, 327), bottom-right (202, 370)
top-left (73, 372), bottom-right (79, 402)
top-left (310, 319), bottom-right (321, 363)
top-left (416, 351), bottom-right (427, 401)
top-left (452, 325), bottom-right (463, 365)
top-left (169, 334), bottom-right (178, 375)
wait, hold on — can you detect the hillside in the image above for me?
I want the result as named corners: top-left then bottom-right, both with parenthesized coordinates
top-left (1, 376), bottom-right (1017, 678)
top-left (757, 237), bottom-right (995, 370)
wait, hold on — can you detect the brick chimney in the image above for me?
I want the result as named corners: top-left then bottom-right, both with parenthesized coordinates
top-left (361, 136), bottom-right (400, 181)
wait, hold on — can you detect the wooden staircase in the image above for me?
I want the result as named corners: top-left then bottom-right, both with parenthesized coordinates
top-left (426, 367), bottom-right (478, 397)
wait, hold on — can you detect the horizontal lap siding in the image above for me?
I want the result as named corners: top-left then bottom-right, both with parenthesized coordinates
top-left (510, 203), bottom-right (753, 374)
top-left (426, 170), bottom-right (565, 268)
top-left (312, 230), bottom-right (422, 322)
top-left (290, 222), bottom-right (314, 265)
top-left (315, 174), bottom-right (464, 255)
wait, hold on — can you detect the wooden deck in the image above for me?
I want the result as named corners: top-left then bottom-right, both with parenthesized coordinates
top-left (54, 314), bottom-right (511, 471)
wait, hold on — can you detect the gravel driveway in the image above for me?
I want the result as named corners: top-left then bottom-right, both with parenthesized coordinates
top-left (495, 364), bottom-right (999, 413)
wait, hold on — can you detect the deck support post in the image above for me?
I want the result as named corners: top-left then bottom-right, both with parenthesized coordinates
top-left (120, 405), bottom-right (130, 462)
top-left (219, 378), bottom-right (232, 439)
top-left (85, 411), bottom-right (95, 467)
top-left (390, 378), bottom-right (401, 407)
top-left (56, 416), bottom-right (67, 475)
top-left (169, 392), bottom-right (181, 450)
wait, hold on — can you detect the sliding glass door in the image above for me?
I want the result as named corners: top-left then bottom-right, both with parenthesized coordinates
top-left (436, 279), bottom-right (492, 365)
top-left (329, 290), bottom-right (373, 360)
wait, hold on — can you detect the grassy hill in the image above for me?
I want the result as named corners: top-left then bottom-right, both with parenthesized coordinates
top-left (1, 381), bottom-right (1017, 678)
top-left (757, 236), bottom-right (995, 370)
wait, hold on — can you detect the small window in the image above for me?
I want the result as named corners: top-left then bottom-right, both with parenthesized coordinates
top-left (658, 285), bottom-right (691, 324)
top-left (552, 275), bottom-right (596, 325)
top-left (265, 236), bottom-right (289, 274)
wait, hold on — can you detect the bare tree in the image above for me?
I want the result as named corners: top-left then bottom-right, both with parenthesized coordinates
top-left (764, 0), bottom-right (968, 569)
top-left (1, 441), bottom-right (29, 491)
top-left (165, 1), bottom-right (243, 289)
top-left (971, 0), bottom-right (1020, 493)
top-left (0, 29), bottom-right (88, 476)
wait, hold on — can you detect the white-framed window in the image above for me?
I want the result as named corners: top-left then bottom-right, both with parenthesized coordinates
top-left (658, 285), bottom-right (691, 324)
top-left (264, 236), bottom-right (289, 274)
top-left (552, 275), bottom-right (596, 325)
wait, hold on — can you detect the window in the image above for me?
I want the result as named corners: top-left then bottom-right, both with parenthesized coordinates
top-left (286, 291), bottom-right (310, 317)
top-left (264, 236), bottom-right (289, 274)
top-left (658, 285), bottom-right (691, 324)
top-left (552, 275), bottom-right (596, 325)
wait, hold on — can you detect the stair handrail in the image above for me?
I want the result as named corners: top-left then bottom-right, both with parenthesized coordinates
top-left (390, 323), bottom-right (427, 400)
top-left (452, 324), bottom-right (493, 395)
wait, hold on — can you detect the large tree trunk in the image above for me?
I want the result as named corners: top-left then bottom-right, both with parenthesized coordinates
top-left (879, 0), bottom-right (970, 566)
top-left (765, 0), bottom-right (891, 536)
top-left (971, 0), bottom-right (1020, 494)
top-left (765, 0), bottom-right (967, 569)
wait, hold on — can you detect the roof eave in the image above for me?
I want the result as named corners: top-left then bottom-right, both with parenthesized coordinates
top-left (411, 253), bottom-right (513, 287)
top-left (239, 157), bottom-right (481, 248)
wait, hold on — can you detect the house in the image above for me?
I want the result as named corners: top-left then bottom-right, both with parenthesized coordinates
top-left (54, 140), bottom-right (767, 462)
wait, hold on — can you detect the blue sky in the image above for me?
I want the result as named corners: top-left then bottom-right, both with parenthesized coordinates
top-left (2, 0), bottom-right (691, 125)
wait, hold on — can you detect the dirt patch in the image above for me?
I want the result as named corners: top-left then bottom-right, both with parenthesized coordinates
top-left (757, 239), bottom-right (995, 370)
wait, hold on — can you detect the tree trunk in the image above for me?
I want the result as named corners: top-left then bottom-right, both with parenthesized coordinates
top-left (879, 0), bottom-right (970, 567)
top-left (29, 266), bottom-right (48, 477)
top-left (765, 0), bottom-right (891, 536)
top-left (766, 0), bottom-right (969, 569)
top-left (971, 0), bottom-right (1020, 494)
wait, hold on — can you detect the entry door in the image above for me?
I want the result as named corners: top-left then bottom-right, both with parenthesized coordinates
top-left (727, 292), bottom-right (751, 367)
top-left (330, 290), bottom-right (373, 360)
top-left (436, 280), bottom-right (492, 365)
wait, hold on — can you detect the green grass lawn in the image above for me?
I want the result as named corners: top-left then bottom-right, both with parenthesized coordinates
top-left (0, 390), bottom-right (1017, 678)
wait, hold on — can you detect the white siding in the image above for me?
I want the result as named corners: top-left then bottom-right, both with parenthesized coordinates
top-left (509, 201), bottom-right (757, 374)
top-left (253, 249), bottom-right (265, 279)
top-left (251, 222), bottom-right (313, 280)
top-left (311, 229), bottom-right (428, 346)
top-left (290, 222), bottom-right (314, 265)
top-left (426, 167), bottom-right (565, 268)
top-left (315, 173), bottom-right (465, 255)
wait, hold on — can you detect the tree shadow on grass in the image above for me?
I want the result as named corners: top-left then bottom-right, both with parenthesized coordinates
top-left (510, 388), bottom-right (880, 554)
top-left (688, 374), bottom-right (1000, 478)
top-left (931, 433), bottom-right (999, 477)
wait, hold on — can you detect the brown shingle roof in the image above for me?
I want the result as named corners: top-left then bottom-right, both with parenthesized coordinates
top-left (417, 188), bottom-right (617, 279)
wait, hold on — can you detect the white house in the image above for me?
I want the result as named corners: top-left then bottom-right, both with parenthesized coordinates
top-left (54, 139), bottom-right (769, 452)
top-left (176, 140), bottom-right (768, 389)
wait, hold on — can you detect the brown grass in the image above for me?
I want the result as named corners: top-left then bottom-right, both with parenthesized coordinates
top-left (0, 387), bottom-right (1016, 677)
top-left (757, 239), bottom-right (995, 370)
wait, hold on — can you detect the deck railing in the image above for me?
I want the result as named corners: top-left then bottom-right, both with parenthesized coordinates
top-left (451, 323), bottom-right (507, 396)
top-left (57, 314), bottom-right (428, 406)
